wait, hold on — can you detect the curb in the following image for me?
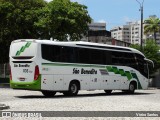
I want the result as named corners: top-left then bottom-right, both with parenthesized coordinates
top-left (0, 104), bottom-right (10, 110)
top-left (148, 87), bottom-right (159, 90)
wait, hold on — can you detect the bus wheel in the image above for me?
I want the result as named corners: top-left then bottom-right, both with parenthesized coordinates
top-left (41, 91), bottom-right (56, 97)
top-left (104, 90), bottom-right (112, 94)
top-left (65, 82), bottom-right (79, 96)
top-left (128, 83), bottom-right (135, 94)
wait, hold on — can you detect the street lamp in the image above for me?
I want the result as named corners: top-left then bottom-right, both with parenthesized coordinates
top-left (135, 0), bottom-right (144, 51)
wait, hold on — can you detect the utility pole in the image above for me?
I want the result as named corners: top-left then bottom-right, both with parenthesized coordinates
top-left (136, 0), bottom-right (144, 51)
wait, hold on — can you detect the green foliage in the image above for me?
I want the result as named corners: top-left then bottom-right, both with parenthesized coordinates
top-left (0, 0), bottom-right (47, 63)
top-left (144, 17), bottom-right (160, 42)
top-left (0, 0), bottom-right (92, 63)
top-left (35, 0), bottom-right (92, 41)
top-left (0, 0), bottom-right (47, 42)
top-left (130, 44), bottom-right (141, 51)
top-left (143, 40), bottom-right (160, 72)
top-left (130, 40), bottom-right (160, 74)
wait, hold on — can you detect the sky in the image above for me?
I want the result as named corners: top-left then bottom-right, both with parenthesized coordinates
top-left (45, 0), bottom-right (160, 30)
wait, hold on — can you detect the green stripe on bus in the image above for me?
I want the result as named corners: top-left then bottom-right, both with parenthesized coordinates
top-left (10, 75), bottom-right (41, 90)
top-left (119, 69), bottom-right (126, 76)
top-left (112, 67), bottom-right (120, 74)
top-left (42, 63), bottom-right (105, 68)
top-left (16, 42), bottom-right (32, 56)
top-left (131, 73), bottom-right (142, 89)
top-left (125, 71), bottom-right (132, 80)
top-left (106, 66), bottom-right (142, 89)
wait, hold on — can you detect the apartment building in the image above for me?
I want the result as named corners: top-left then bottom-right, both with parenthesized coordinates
top-left (111, 15), bottom-right (160, 45)
top-left (130, 21), bottom-right (141, 44)
top-left (81, 22), bottom-right (130, 46)
top-left (110, 21), bottom-right (142, 45)
top-left (110, 25), bottom-right (131, 44)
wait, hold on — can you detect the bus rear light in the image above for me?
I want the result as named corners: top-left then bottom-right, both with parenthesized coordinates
top-left (34, 65), bottom-right (39, 80)
top-left (9, 65), bottom-right (12, 80)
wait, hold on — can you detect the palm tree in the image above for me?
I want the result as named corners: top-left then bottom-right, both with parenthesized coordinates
top-left (144, 17), bottom-right (160, 42)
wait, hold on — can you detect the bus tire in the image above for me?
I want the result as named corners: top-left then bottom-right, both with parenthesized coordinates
top-left (41, 91), bottom-right (56, 97)
top-left (128, 83), bottom-right (135, 94)
top-left (64, 81), bottom-right (79, 96)
top-left (104, 90), bottom-right (112, 94)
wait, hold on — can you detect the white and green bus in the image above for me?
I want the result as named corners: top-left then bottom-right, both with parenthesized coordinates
top-left (9, 39), bottom-right (153, 97)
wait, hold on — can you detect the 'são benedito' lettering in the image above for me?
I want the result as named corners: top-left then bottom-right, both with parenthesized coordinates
top-left (73, 68), bottom-right (97, 75)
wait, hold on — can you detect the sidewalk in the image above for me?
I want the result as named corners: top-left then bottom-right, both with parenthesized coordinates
top-left (0, 83), bottom-right (10, 110)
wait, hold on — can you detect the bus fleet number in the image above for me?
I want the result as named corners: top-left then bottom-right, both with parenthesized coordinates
top-left (23, 69), bottom-right (29, 73)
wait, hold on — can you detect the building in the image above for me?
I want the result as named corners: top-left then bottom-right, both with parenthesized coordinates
top-left (110, 25), bottom-right (131, 44)
top-left (110, 21), bottom-right (142, 45)
top-left (110, 15), bottom-right (160, 45)
top-left (82, 22), bottom-right (111, 44)
top-left (87, 30), bottom-right (111, 44)
top-left (82, 22), bottom-right (130, 47)
top-left (88, 22), bottom-right (106, 31)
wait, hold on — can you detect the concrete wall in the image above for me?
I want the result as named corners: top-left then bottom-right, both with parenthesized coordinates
top-left (152, 75), bottom-right (160, 88)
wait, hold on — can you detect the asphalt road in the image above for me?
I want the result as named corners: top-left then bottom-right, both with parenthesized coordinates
top-left (0, 88), bottom-right (160, 119)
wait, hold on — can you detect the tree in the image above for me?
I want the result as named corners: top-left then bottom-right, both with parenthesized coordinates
top-left (0, 0), bottom-right (47, 63)
top-left (144, 17), bottom-right (160, 42)
top-left (130, 40), bottom-right (160, 74)
top-left (36, 0), bottom-right (92, 41)
top-left (0, 0), bottom-right (92, 63)
top-left (0, 0), bottom-right (47, 41)
top-left (143, 40), bottom-right (160, 73)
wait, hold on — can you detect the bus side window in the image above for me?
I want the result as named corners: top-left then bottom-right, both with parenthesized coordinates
top-left (90, 49), bottom-right (103, 65)
top-left (61, 46), bottom-right (76, 63)
top-left (104, 50), bottom-right (111, 65)
top-left (124, 52), bottom-right (137, 69)
top-left (42, 44), bottom-right (54, 62)
top-left (77, 48), bottom-right (90, 64)
top-left (53, 45), bottom-right (62, 62)
top-left (111, 51), bottom-right (121, 65)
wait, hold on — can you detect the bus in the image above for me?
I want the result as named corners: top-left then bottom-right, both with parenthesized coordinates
top-left (9, 39), bottom-right (153, 97)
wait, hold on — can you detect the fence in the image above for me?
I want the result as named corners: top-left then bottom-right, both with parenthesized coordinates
top-left (0, 63), bottom-right (10, 78)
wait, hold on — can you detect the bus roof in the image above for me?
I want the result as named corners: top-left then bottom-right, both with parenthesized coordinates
top-left (12, 39), bottom-right (145, 57)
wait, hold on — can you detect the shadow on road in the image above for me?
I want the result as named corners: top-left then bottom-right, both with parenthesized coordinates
top-left (15, 91), bottom-right (154, 99)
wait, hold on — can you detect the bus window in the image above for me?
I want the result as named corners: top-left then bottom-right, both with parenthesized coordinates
top-left (111, 51), bottom-right (121, 65)
top-left (104, 50), bottom-right (111, 65)
top-left (41, 44), bottom-right (53, 61)
top-left (77, 48), bottom-right (90, 64)
top-left (123, 52), bottom-right (137, 69)
top-left (61, 46), bottom-right (76, 63)
top-left (90, 49), bottom-right (103, 65)
top-left (135, 53), bottom-right (148, 78)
